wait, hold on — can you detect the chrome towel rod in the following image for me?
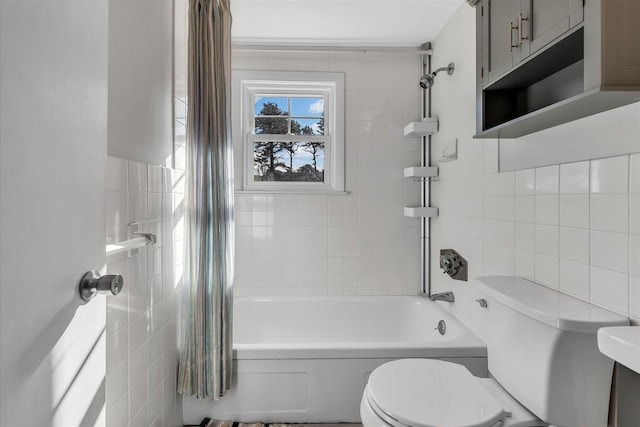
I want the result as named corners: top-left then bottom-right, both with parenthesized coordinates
top-left (106, 222), bottom-right (156, 256)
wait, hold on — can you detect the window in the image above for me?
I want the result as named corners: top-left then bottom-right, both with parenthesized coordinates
top-left (232, 71), bottom-right (345, 193)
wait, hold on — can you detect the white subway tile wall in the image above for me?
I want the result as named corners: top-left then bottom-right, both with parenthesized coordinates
top-left (231, 50), bottom-right (423, 297)
top-left (105, 156), bottom-right (184, 427)
top-left (430, 5), bottom-right (640, 335)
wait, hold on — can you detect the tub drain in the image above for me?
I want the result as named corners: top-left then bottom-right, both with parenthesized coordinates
top-left (435, 320), bottom-right (446, 336)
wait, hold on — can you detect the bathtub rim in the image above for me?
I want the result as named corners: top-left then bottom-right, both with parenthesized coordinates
top-left (232, 295), bottom-right (487, 360)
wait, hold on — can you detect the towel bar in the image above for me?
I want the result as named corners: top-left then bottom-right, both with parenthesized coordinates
top-left (106, 222), bottom-right (156, 256)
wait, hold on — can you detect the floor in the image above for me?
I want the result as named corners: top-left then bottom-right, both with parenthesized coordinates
top-left (191, 420), bottom-right (363, 427)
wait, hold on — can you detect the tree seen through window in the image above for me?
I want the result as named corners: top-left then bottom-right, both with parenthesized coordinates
top-left (253, 96), bottom-right (325, 182)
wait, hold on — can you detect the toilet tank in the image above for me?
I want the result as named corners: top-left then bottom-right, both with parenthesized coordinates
top-left (478, 276), bottom-right (629, 427)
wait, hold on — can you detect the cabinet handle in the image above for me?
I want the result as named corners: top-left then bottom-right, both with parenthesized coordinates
top-left (518, 13), bottom-right (529, 44)
top-left (509, 21), bottom-right (518, 52)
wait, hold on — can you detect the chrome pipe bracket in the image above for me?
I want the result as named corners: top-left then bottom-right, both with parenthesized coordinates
top-left (129, 222), bottom-right (157, 245)
top-left (410, 177), bottom-right (440, 182)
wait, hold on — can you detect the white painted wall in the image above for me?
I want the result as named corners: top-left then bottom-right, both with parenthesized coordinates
top-left (1, 0), bottom-right (108, 425)
top-left (105, 1), bottom-right (182, 425)
top-left (429, 5), bottom-right (640, 337)
top-left (231, 51), bottom-right (424, 297)
top-left (108, 0), bottom-right (174, 167)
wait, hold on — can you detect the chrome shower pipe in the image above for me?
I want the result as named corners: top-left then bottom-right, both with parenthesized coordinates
top-left (419, 42), bottom-right (432, 297)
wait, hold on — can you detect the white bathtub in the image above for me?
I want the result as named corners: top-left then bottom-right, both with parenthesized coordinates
top-left (182, 296), bottom-right (487, 424)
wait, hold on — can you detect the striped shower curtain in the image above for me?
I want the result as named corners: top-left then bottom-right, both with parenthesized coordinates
top-left (177, 0), bottom-right (234, 400)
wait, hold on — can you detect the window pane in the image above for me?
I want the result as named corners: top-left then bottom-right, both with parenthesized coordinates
top-left (291, 97), bottom-right (324, 117)
top-left (254, 96), bottom-right (288, 116)
top-left (253, 141), bottom-right (324, 182)
top-left (255, 117), bottom-right (288, 134)
top-left (291, 118), bottom-right (324, 135)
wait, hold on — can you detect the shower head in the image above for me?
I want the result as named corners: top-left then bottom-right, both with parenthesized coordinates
top-left (419, 74), bottom-right (435, 89)
top-left (419, 62), bottom-right (455, 89)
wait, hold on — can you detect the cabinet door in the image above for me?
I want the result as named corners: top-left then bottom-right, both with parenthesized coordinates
top-left (483, 0), bottom-right (522, 85)
top-left (521, 0), bottom-right (584, 57)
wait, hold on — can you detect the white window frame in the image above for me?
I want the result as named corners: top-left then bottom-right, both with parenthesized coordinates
top-left (232, 70), bottom-right (345, 193)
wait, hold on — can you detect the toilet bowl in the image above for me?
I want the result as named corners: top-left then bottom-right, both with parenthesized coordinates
top-left (360, 359), bottom-right (542, 427)
top-left (360, 276), bottom-right (629, 427)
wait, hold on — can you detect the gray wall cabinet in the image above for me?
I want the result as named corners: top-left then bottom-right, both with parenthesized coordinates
top-left (524, 0), bottom-right (584, 57)
top-left (482, 0), bottom-right (521, 85)
top-left (475, 0), bottom-right (640, 139)
top-left (483, 0), bottom-right (583, 87)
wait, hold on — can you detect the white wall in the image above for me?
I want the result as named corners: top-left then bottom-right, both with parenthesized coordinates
top-left (231, 51), bottom-right (424, 297)
top-left (429, 5), bottom-right (640, 337)
top-left (105, 1), bottom-right (182, 425)
top-left (107, 0), bottom-right (174, 167)
top-left (104, 158), bottom-right (184, 427)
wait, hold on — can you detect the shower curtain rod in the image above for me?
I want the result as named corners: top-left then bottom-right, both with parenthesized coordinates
top-left (232, 44), bottom-right (434, 55)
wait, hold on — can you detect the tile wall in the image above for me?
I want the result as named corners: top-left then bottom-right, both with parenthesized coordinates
top-left (232, 50), bottom-right (424, 297)
top-left (104, 156), bottom-right (184, 427)
top-left (429, 5), bottom-right (640, 336)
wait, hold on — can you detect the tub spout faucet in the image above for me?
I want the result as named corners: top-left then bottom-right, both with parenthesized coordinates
top-left (430, 291), bottom-right (455, 303)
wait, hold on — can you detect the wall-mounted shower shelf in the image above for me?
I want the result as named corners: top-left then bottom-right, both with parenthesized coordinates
top-left (404, 118), bottom-right (438, 137)
top-left (404, 207), bottom-right (439, 218)
top-left (404, 166), bottom-right (439, 180)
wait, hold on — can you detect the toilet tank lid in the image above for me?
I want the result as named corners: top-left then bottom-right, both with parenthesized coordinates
top-left (477, 276), bottom-right (629, 333)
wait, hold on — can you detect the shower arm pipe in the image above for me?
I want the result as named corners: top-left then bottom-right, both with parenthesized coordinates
top-left (431, 65), bottom-right (450, 75)
top-left (420, 42), bottom-right (432, 298)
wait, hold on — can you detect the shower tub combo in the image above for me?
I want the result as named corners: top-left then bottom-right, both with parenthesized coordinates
top-left (182, 296), bottom-right (487, 424)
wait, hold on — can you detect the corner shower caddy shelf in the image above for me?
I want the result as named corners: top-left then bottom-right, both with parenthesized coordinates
top-left (404, 166), bottom-right (439, 181)
top-left (403, 117), bottom-right (438, 137)
top-left (403, 118), bottom-right (440, 218)
top-left (404, 207), bottom-right (439, 218)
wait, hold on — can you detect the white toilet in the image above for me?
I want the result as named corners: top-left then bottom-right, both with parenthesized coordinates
top-left (360, 276), bottom-right (630, 427)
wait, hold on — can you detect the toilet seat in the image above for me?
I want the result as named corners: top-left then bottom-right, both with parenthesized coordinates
top-left (365, 359), bottom-right (505, 427)
top-left (363, 359), bottom-right (543, 427)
